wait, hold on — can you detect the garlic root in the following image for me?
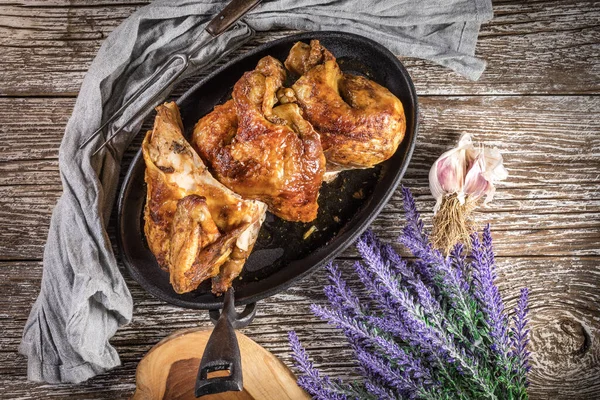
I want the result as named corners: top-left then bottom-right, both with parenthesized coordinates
top-left (430, 194), bottom-right (478, 256)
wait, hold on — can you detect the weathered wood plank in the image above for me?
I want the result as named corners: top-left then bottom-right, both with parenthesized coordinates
top-left (0, 97), bottom-right (72, 162)
top-left (0, 1), bottom-right (599, 96)
top-left (3, 95), bottom-right (599, 162)
top-left (2, 167), bottom-right (598, 260)
top-left (1, 183), bottom-right (597, 260)
top-left (1, 1), bottom-right (599, 399)
top-left (1, 94), bottom-right (598, 260)
top-left (1, 256), bottom-right (598, 398)
top-left (3, 91), bottom-right (600, 184)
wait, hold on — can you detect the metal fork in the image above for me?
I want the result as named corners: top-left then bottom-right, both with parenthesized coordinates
top-left (79, 0), bottom-right (262, 156)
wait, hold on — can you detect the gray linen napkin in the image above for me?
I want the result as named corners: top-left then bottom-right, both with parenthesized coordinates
top-left (19, 0), bottom-right (492, 384)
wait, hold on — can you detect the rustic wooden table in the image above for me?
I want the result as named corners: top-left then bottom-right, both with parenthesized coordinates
top-left (1, 1), bottom-right (599, 399)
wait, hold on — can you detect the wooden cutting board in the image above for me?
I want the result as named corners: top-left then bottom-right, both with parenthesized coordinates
top-left (132, 327), bottom-right (310, 400)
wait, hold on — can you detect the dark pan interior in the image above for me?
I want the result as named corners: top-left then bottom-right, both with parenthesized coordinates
top-left (117, 31), bottom-right (418, 309)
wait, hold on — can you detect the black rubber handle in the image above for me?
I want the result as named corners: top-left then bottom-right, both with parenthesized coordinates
top-left (194, 288), bottom-right (257, 397)
top-left (205, 0), bottom-right (262, 37)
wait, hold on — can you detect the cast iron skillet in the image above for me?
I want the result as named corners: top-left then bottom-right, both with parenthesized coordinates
top-left (117, 31), bottom-right (418, 396)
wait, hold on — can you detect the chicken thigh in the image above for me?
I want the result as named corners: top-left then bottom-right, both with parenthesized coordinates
top-left (192, 56), bottom-right (325, 223)
top-left (285, 40), bottom-right (406, 171)
top-left (143, 102), bottom-right (266, 294)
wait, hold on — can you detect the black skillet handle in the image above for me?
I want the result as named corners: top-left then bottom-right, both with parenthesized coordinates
top-left (205, 0), bottom-right (262, 37)
top-left (194, 288), bottom-right (257, 397)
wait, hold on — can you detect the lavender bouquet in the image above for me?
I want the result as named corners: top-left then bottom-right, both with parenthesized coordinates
top-left (289, 187), bottom-right (530, 400)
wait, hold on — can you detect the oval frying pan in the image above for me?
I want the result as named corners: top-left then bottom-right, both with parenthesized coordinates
top-left (117, 31), bottom-right (418, 394)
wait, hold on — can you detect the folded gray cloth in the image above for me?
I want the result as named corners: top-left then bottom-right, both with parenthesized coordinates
top-left (19, 0), bottom-right (492, 384)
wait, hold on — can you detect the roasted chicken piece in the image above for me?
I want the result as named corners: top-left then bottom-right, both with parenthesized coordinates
top-left (143, 102), bottom-right (266, 294)
top-left (285, 40), bottom-right (406, 171)
top-left (192, 56), bottom-right (325, 223)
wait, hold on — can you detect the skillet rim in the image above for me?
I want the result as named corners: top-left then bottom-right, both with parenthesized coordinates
top-left (117, 30), bottom-right (419, 309)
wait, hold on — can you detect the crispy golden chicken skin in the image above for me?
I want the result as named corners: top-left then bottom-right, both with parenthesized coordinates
top-left (143, 102), bottom-right (266, 294)
top-left (285, 40), bottom-right (406, 170)
top-left (192, 56), bottom-right (326, 223)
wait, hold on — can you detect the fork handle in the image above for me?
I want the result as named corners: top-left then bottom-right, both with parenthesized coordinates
top-left (205, 0), bottom-right (262, 37)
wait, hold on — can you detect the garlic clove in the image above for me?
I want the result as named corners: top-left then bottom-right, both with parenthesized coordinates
top-left (429, 133), bottom-right (474, 213)
top-left (429, 133), bottom-right (507, 214)
top-left (440, 155), bottom-right (465, 192)
top-left (464, 146), bottom-right (508, 206)
top-left (430, 151), bottom-right (466, 213)
top-left (463, 154), bottom-right (489, 200)
top-left (429, 160), bottom-right (445, 213)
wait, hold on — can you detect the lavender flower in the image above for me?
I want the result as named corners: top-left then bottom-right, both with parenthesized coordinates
top-left (289, 187), bottom-right (531, 399)
top-left (288, 331), bottom-right (350, 400)
top-left (323, 262), bottom-right (363, 316)
top-left (354, 346), bottom-right (422, 399)
top-left (364, 380), bottom-right (398, 400)
top-left (470, 227), bottom-right (510, 358)
top-left (449, 243), bottom-right (470, 294)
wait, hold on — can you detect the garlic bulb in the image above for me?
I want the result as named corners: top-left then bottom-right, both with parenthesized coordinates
top-left (429, 133), bottom-right (508, 214)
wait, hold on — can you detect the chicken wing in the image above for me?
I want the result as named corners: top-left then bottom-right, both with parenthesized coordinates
top-left (285, 40), bottom-right (406, 171)
top-left (192, 56), bottom-right (326, 223)
top-left (143, 102), bottom-right (266, 294)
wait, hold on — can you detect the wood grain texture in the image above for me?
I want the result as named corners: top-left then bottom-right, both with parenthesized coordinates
top-left (1, 96), bottom-right (598, 260)
top-left (0, 1), bottom-right (599, 96)
top-left (1, 0), bottom-right (599, 398)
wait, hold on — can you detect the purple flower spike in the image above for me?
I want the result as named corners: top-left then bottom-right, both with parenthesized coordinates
top-left (400, 186), bottom-right (427, 245)
top-left (323, 262), bottom-right (362, 316)
top-left (471, 230), bottom-right (510, 358)
top-left (365, 380), bottom-right (398, 400)
top-left (288, 331), bottom-right (349, 400)
top-left (355, 346), bottom-right (418, 399)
